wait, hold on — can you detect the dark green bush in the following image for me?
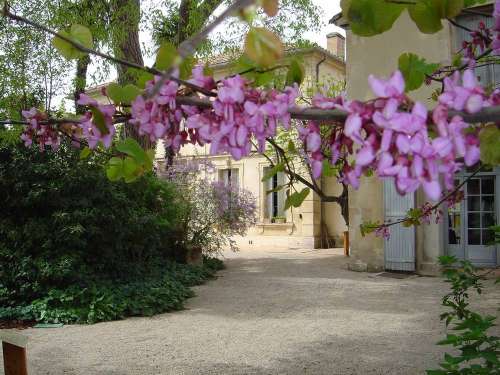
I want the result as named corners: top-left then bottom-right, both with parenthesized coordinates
top-left (0, 133), bottom-right (223, 323)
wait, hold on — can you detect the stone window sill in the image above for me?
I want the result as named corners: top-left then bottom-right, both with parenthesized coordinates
top-left (256, 222), bottom-right (294, 234)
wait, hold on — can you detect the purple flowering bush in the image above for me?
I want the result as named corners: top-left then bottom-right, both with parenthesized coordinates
top-left (165, 160), bottom-right (257, 254)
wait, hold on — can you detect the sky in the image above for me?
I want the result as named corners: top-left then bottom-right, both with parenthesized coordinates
top-left (303, 0), bottom-right (344, 48)
top-left (141, 0), bottom-right (344, 64)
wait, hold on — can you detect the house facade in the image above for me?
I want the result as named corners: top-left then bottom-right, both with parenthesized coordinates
top-left (333, 2), bottom-right (500, 273)
top-left (155, 34), bottom-right (348, 250)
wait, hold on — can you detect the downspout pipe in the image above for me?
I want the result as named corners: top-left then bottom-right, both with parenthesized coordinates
top-left (316, 54), bottom-right (327, 247)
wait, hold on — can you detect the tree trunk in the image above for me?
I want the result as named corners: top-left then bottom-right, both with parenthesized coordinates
top-left (74, 55), bottom-right (91, 115)
top-left (340, 183), bottom-right (349, 227)
top-left (110, 0), bottom-right (150, 147)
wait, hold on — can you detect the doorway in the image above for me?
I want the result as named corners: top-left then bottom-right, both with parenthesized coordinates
top-left (446, 168), bottom-right (499, 267)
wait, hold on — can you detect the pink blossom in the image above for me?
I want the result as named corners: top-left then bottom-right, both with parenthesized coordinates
top-left (439, 70), bottom-right (485, 113)
top-left (188, 65), bottom-right (215, 90)
top-left (368, 70), bottom-right (405, 98)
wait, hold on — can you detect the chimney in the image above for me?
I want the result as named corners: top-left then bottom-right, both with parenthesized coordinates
top-left (326, 32), bottom-right (345, 61)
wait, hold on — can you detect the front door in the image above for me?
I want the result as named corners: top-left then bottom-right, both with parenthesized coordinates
top-left (447, 168), bottom-right (499, 267)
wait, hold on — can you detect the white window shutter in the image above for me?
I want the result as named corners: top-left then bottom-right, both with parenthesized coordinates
top-left (230, 168), bottom-right (239, 188)
top-left (277, 172), bottom-right (286, 216)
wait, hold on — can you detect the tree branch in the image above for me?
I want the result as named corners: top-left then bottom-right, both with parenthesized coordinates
top-left (148, 0), bottom-right (255, 97)
top-left (2, 5), bottom-right (216, 97)
top-left (381, 165), bottom-right (483, 229)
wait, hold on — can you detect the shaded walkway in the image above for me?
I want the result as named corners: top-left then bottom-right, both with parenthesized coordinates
top-left (2, 248), bottom-right (499, 374)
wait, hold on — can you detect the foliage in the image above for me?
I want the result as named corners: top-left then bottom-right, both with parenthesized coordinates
top-left (398, 52), bottom-right (440, 92)
top-left (427, 256), bottom-right (500, 374)
top-left (5, 0), bottom-right (500, 241)
top-left (0, 257), bottom-right (224, 324)
top-left (165, 160), bottom-right (257, 253)
top-left (341, 0), bottom-right (488, 37)
top-left (151, 0), bottom-right (321, 56)
top-left (0, 132), bottom-right (220, 323)
top-left (0, 1), bottom-right (70, 118)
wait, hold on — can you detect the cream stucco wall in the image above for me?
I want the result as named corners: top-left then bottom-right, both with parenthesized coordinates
top-left (157, 48), bottom-right (347, 250)
top-left (345, 12), bottom-right (454, 273)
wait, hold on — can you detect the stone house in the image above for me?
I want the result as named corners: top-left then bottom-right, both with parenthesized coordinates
top-left (156, 34), bottom-right (349, 250)
top-left (332, 2), bottom-right (499, 274)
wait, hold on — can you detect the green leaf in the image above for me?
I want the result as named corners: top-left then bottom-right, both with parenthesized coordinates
top-left (322, 159), bottom-right (338, 177)
top-left (90, 107), bottom-right (109, 135)
top-left (244, 27), bottom-right (284, 67)
top-left (407, 1), bottom-right (464, 34)
top-left (136, 71), bottom-right (154, 89)
top-left (479, 125), bottom-right (500, 166)
top-left (252, 71), bottom-right (273, 87)
top-left (441, 0), bottom-right (464, 18)
top-left (261, 163), bottom-right (285, 181)
top-left (360, 221), bottom-right (379, 236)
top-left (116, 138), bottom-right (147, 165)
top-left (286, 59), bottom-right (305, 86)
top-left (408, 0), bottom-right (442, 34)
top-left (341, 0), bottom-right (406, 37)
top-left (107, 83), bottom-right (142, 105)
top-left (284, 188), bottom-right (310, 210)
top-left (180, 56), bottom-right (197, 80)
top-left (287, 140), bottom-right (296, 154)
top-left (451, 53), bottom-right (462, 68)
top-left (52, 24), bottom-right (93, 60)
top-left (123, 157), bottom-right (140, 183)
top-left (121, 84), bottom-right (142, 105)
top-left (155, 42), bottom-right (178, 71)
top-left (398, 53), bottom-right (439, 92)
top-left (106, 83), bottom-right (122, 104)
top-left (106, 157), bottom-right (124, 181)
top-left (79, 147), bottom-right (92, 160)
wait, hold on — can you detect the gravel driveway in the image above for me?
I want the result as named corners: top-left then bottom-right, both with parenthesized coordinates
top-left (2, 248), bottom-right (499, 375)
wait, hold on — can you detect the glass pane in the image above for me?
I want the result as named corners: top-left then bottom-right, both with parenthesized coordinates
top-left (482, 196), bottom-right (495, 212)
top-left (448, 213), bottom-right (461, 244)
top-left (468, 230), bottom-right (481, 245)
top-left (468, 213), bottom-right (481, 228)
top-left (481, 177), bottom-right (494, 195)
top-left (483, 213), bottom-right (496, 228)
top-left (468, 196), bottom-right (481, 211)
top-left (483, 229), bottom-right (495, 245)
top-left (467, 179), bottom-right (480, 195)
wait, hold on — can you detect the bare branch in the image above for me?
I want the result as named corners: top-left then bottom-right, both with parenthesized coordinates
top-left (148, 0), bottom-right (255, 97)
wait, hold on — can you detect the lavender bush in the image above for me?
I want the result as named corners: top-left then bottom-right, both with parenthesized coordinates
top-left (164, 159), bottom-right (257, 254)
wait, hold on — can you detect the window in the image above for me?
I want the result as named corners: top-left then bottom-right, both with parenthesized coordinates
top-left (218, 168), bottom-right (239, 188)
top-left (263, 167), bottom-right (286, 220)
top-left (455, 10), bottom-right (500, 87)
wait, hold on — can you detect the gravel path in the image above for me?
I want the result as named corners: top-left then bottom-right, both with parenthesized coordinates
top-left (1, 248), bottom-right (499, 375)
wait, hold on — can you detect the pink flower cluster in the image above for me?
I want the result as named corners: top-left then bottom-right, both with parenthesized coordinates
top-left (297, 121), bottom-right (323, 178)
top-left (21, 108), bottom-right (60, 151)
top-left (77, 94), bottom-right (116, 149)
top-left (131, 76), bottom-right (188, 152)
top-left (19, 64), bottom-right (489, 206)
top-left (459, 2), bottom-right (500, 62)
top-left (128, 66), bottom-right (298, 159)
top-left (185, 75), bottom-right (299, 159)
top-left (307, 69), bottom-right (484, 201)
top-left (492, 0), bottom-right (500, 54)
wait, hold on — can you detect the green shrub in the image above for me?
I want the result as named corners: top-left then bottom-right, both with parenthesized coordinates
top-left (0, 134), bottom-right (223, 324)
top-left (0, 260), bottom-right (221, 324)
